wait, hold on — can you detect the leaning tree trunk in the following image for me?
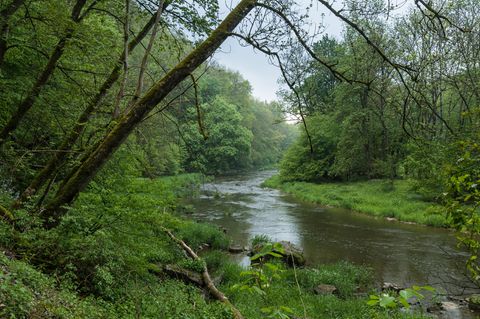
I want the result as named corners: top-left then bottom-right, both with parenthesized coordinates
top-left (0, 0), bottom-right (25, 68)
top-left (0, 0), bottom-right (87, 146)
top-left (41, 0), bottom-right (257, 227)
top-left (13, 7), bottom-right (164, 207)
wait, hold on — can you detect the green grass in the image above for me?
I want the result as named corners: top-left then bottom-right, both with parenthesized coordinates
top-left (263, 175), bottom-right (446, 227)
top-left (220, 261), bottom-right (429, 319)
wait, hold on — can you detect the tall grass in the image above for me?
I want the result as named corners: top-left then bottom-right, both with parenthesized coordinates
top-left (263, 175), bottom-right (446, 227)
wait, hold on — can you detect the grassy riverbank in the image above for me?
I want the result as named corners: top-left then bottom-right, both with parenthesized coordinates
top-left (263, 175), bottom-right (446, 227)
top-left (0, 174), bottom-right (429, 318)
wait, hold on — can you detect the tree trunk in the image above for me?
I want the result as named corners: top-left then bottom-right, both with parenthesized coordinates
top-left (0, 0), bottom-right (87, 146)
top-left (130, 0), bottom-right (165, 107)
top-left (0, 0), bottom-right (25, 68)
top-left (41, 0), bottom-right (257, 226)
top-left (112, 0), bottom-right (130, 119)
top-left (14, 13), bottom-right (160, 207)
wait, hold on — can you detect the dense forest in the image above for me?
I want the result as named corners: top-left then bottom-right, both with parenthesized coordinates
top-left (0, 0), bottom-right (479, 318)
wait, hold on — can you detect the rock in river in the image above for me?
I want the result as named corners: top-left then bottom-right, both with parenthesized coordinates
top-left (250, 240), bottom-right (306, 267)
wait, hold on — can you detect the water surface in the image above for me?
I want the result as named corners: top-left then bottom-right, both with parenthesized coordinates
top-left (186, 171), bottom-right (476, 300)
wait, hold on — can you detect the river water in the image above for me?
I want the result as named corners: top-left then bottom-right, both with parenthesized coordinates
top-left (185, 171), bottom-right (478, 303)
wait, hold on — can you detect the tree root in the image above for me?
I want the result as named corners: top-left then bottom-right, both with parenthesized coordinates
top-left (161, 227), bottom-right (244, 319)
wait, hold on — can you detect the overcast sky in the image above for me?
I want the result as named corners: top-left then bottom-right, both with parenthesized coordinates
top-left (211, 0), bottom-right (411, 102)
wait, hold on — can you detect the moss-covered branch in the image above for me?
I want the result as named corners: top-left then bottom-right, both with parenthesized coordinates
top-left (161, 226), bottom-right (244, 319)
top-left (0, 204), bottom-right (14, 223)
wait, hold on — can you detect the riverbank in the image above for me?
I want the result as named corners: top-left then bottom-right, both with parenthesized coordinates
top-left (0, 173), bottom-right (431, 318)
top-left (263, 175), bottom-right (446, 227)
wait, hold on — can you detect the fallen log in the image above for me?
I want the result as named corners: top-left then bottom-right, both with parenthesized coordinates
top-left (163, 264), bottom-right (204, 286)
top-left (161, 227), bottom-right (244, 319)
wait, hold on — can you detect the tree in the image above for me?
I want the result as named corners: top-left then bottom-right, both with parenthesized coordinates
top-left (0, 0), bottom-right (90, 145)
top-left (14, 5), bottom-right (163, 207)
top-left (183, 97), bottom-right (253, 174)
top-left (40, 0), bottom-right (258, 226)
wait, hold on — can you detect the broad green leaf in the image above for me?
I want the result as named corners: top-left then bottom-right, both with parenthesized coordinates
top-left (367, 299), bottom-right (379, 306)
top-left (379, 294), bottom-right (396, 308)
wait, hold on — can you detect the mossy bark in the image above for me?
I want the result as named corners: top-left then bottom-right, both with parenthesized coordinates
top-left (14, 13), bottom-right (159, 208)
top-left (0, 204), bottom-right (14, 223)
top-left (0, 0), bottom-right (87, 146)
top-left (0, 0), bottom-right (25, 68)
top-left (41, 0), bottom-right (257, 226)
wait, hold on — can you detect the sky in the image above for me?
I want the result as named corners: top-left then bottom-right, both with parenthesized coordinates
top-left (211, 1), bottom-right (344, 102)
top-left (211, 0), bottom-right (411, 102)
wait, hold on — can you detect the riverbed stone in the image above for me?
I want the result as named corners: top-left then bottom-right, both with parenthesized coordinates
top-left (314, 284), bottom-right (338, 295)
top-left (278, 241), bottom-right (306, 266)
top-left (441, 301), bottom-right (460, 311)
top-left (382, 282), bottom-right (403, 292)
top-left (228, 245), bottom-right (245, 253)
top-left (249, 241), bottom-right (306, 267)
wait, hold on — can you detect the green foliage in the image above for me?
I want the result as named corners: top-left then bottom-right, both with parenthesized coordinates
top-left (261, 305), bottom-right (295, 319)
top-left (0, 174), bottom-right (239, 318)
top-left (279, 114), bottom-right (338, 182)
top-left (178, 66), bottom-right (296, 174)
top-left (367, 285), bottom-right (436, 310)
top-left (232, 242), bottom-right (286, 296)
top-left (1, 0), bottom-right (479, 317)
top-left (251, 234), bottom-right (272, 246)
top-left (231, 240), bottom-right (295, 318)
top-left (0, 251), bottom-right (115, 319)
top-left (402, 141), bottom-right (452, 201)
top-left (224, 260), bottom-right (427, 319)
top-left (443, 115), bottom-right (480, 282)
top-left (183, 97), bottom-right (253, 174)
top-left (251, 242), bottom-right (286, 263)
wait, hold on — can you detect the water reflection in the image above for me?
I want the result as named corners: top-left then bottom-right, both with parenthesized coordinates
top-left (186, 171), bottom-right (475, 297)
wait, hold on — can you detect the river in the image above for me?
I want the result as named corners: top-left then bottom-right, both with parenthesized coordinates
top-left (185, 171), bottom-right (478, 313)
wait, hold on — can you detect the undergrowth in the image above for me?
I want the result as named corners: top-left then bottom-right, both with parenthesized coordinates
top-left (0, 174), bottom-right (430, 318)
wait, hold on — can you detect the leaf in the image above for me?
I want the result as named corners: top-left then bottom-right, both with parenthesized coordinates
top-left (264, 263), bottom-right (279, 271)
top-left (251, 253), bottom-right (265, 261)
top-left (400, 289), bottom-right (413, 300)
top-left (367, 299), bottom-right (379, 306)
top-left (273, 242), bottom-right (285, 253)
top-left (398, 296), bottom-right (410, 309)
top-left (379, 294), bottom-right (396, 308)
top-left (420, 285), bottom-right (436, 292)
top-left (261, 307), bottom-right (273, 314)
top-left (279, 306), bottom-right (294, 314)
top-left (252, 286), bottom-right (266, 296)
